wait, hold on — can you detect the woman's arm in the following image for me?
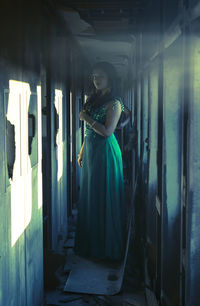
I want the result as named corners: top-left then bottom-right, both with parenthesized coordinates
top-left (79, 141), bottom-right (85, 155)
top-left (120, 106), bottom-right (132, 128)
top-left (78, 141), bottom-right (85, 167)
top-left (79, 100), bottom-right (122, 138)
top-left (116, 106), bottom-right (132, 129)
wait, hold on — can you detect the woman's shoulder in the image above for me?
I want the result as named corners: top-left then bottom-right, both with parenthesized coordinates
top-left (105, 97), bottom-right (124, 112)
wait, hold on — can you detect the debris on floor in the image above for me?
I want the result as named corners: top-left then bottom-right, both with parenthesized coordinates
top-left (44, 229), bottom-right (146, 305)
top-left (44, 186), bottom-right (146, 305)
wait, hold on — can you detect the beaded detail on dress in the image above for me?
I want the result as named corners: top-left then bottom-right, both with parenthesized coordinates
top-left (112, 99), bottom-right (124, 111)
top-left (84, 98), bottom-right (124, 138)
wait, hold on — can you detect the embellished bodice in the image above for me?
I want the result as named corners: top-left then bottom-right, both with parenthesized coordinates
top-left (84, 98), bottom-right (124, 138)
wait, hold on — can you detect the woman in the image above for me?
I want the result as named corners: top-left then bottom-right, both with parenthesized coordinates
top-left (75, 62), bottom-right (127, 262)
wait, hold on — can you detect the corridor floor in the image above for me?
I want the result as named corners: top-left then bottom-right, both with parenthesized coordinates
top-left (44, 222), bottom-right (146, 304)
top-left (44, 183), bottom-right (146, 306)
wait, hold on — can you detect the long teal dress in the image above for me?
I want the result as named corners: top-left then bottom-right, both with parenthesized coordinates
top-left (75, 98), bottom-right (126, 261)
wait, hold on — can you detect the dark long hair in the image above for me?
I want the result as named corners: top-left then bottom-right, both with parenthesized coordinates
top-left (83, 61), bottom-right (121, 112)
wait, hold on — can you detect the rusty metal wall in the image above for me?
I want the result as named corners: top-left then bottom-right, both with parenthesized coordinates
top-left (161, 36), bottom-right (183, 305)
top-left (0, 63), bottom-right (43, 306)
top-left (186, 29), bottom-right (200, 306)
top-left (0, 2), bottom-right (76, 304)
top-left (140, 1), bottom-right (200, 305)
top-left (146, 59), bottom-right (159, 287)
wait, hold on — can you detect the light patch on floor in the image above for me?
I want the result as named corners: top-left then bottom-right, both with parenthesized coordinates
top-left (64, 251), bottom-right (123, 295)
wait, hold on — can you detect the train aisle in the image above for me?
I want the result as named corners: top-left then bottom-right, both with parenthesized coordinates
top-left (44, 185), bottom-right (146, 306)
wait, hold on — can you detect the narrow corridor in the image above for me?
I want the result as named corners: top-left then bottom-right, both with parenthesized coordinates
top-left (44, 187), bottom-right (147, 306)
top-left (1, 1), bottom-right (200, 305)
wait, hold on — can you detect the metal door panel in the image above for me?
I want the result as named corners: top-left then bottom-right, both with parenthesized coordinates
top-left (137, 79), bottom-right (141, 162)
top-left (186, 32), bottom-right (200, 306)
top-left (162, 37), bottom-right (183, 305)
top-left (146, 59), bottom-right (159, 283)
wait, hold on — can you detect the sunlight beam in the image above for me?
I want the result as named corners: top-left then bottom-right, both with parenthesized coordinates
top-left (7, 80), bottom-right (32, 247)
top-left (55, 89), bottom-right (63, 182)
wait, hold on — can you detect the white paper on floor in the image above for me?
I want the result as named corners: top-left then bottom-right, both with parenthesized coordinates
top-left (64, 253), bottom-right (124, 295)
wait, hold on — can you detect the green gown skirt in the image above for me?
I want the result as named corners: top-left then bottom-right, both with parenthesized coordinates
top-left (75, 132), bottom-right (126, 261)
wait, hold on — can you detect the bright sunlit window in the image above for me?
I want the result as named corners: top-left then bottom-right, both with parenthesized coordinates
top-left (37, 86), bottom-right (43, 209)
top-left (7, 80), bottom-right (32, 247)
top-left (55, 89), bottom-right (63, 181)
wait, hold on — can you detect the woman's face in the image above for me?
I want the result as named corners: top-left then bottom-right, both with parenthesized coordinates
top-left (92, 69), bottom-right (110, 91)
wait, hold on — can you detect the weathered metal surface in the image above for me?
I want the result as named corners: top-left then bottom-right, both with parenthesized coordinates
top-left (141, 72), bottom-right (149, 157)
top-left (146, 59), bottom-right (159, 284)
top-left (26, 166), bottom-right (44, 306)
top-left (0, 64), bottom-right (43, 306)
top-left (186, 33), bottom-right (200, 306)
top-left (137, 79), bottom-right (141, 162)
top-left (162, 36), bottom-right (183, 305)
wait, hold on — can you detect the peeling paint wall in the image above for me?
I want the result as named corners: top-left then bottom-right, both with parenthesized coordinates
top-left (0, 61), bottom-right (43, 306)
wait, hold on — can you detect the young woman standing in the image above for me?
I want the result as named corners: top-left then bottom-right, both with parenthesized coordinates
top-left (75, 62), bottom-right (127, 262)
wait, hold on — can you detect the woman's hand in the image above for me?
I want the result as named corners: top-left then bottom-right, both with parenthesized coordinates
top-left (118, 107), bottom-right (132, 128)
top-left (77, 153), bottom-right (83, 167)
top-left (78, 141), bottom-right (85, 168)
top-left (79, 110), bottom-right (88, 121)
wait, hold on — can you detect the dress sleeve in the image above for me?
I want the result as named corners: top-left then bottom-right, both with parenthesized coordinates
top-left (111, 98), bottom-right (124, 112)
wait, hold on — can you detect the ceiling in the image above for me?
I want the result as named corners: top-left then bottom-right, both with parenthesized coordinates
top-left (45, 0), bottom-right (149, 78)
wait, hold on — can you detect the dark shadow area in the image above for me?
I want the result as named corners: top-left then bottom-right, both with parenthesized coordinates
top-left (43, 249), bottom-right (66, 291)
top-left (6, 119), bottom-right (15, 179)
top-left (28, 114), bottom-right (36, 155)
